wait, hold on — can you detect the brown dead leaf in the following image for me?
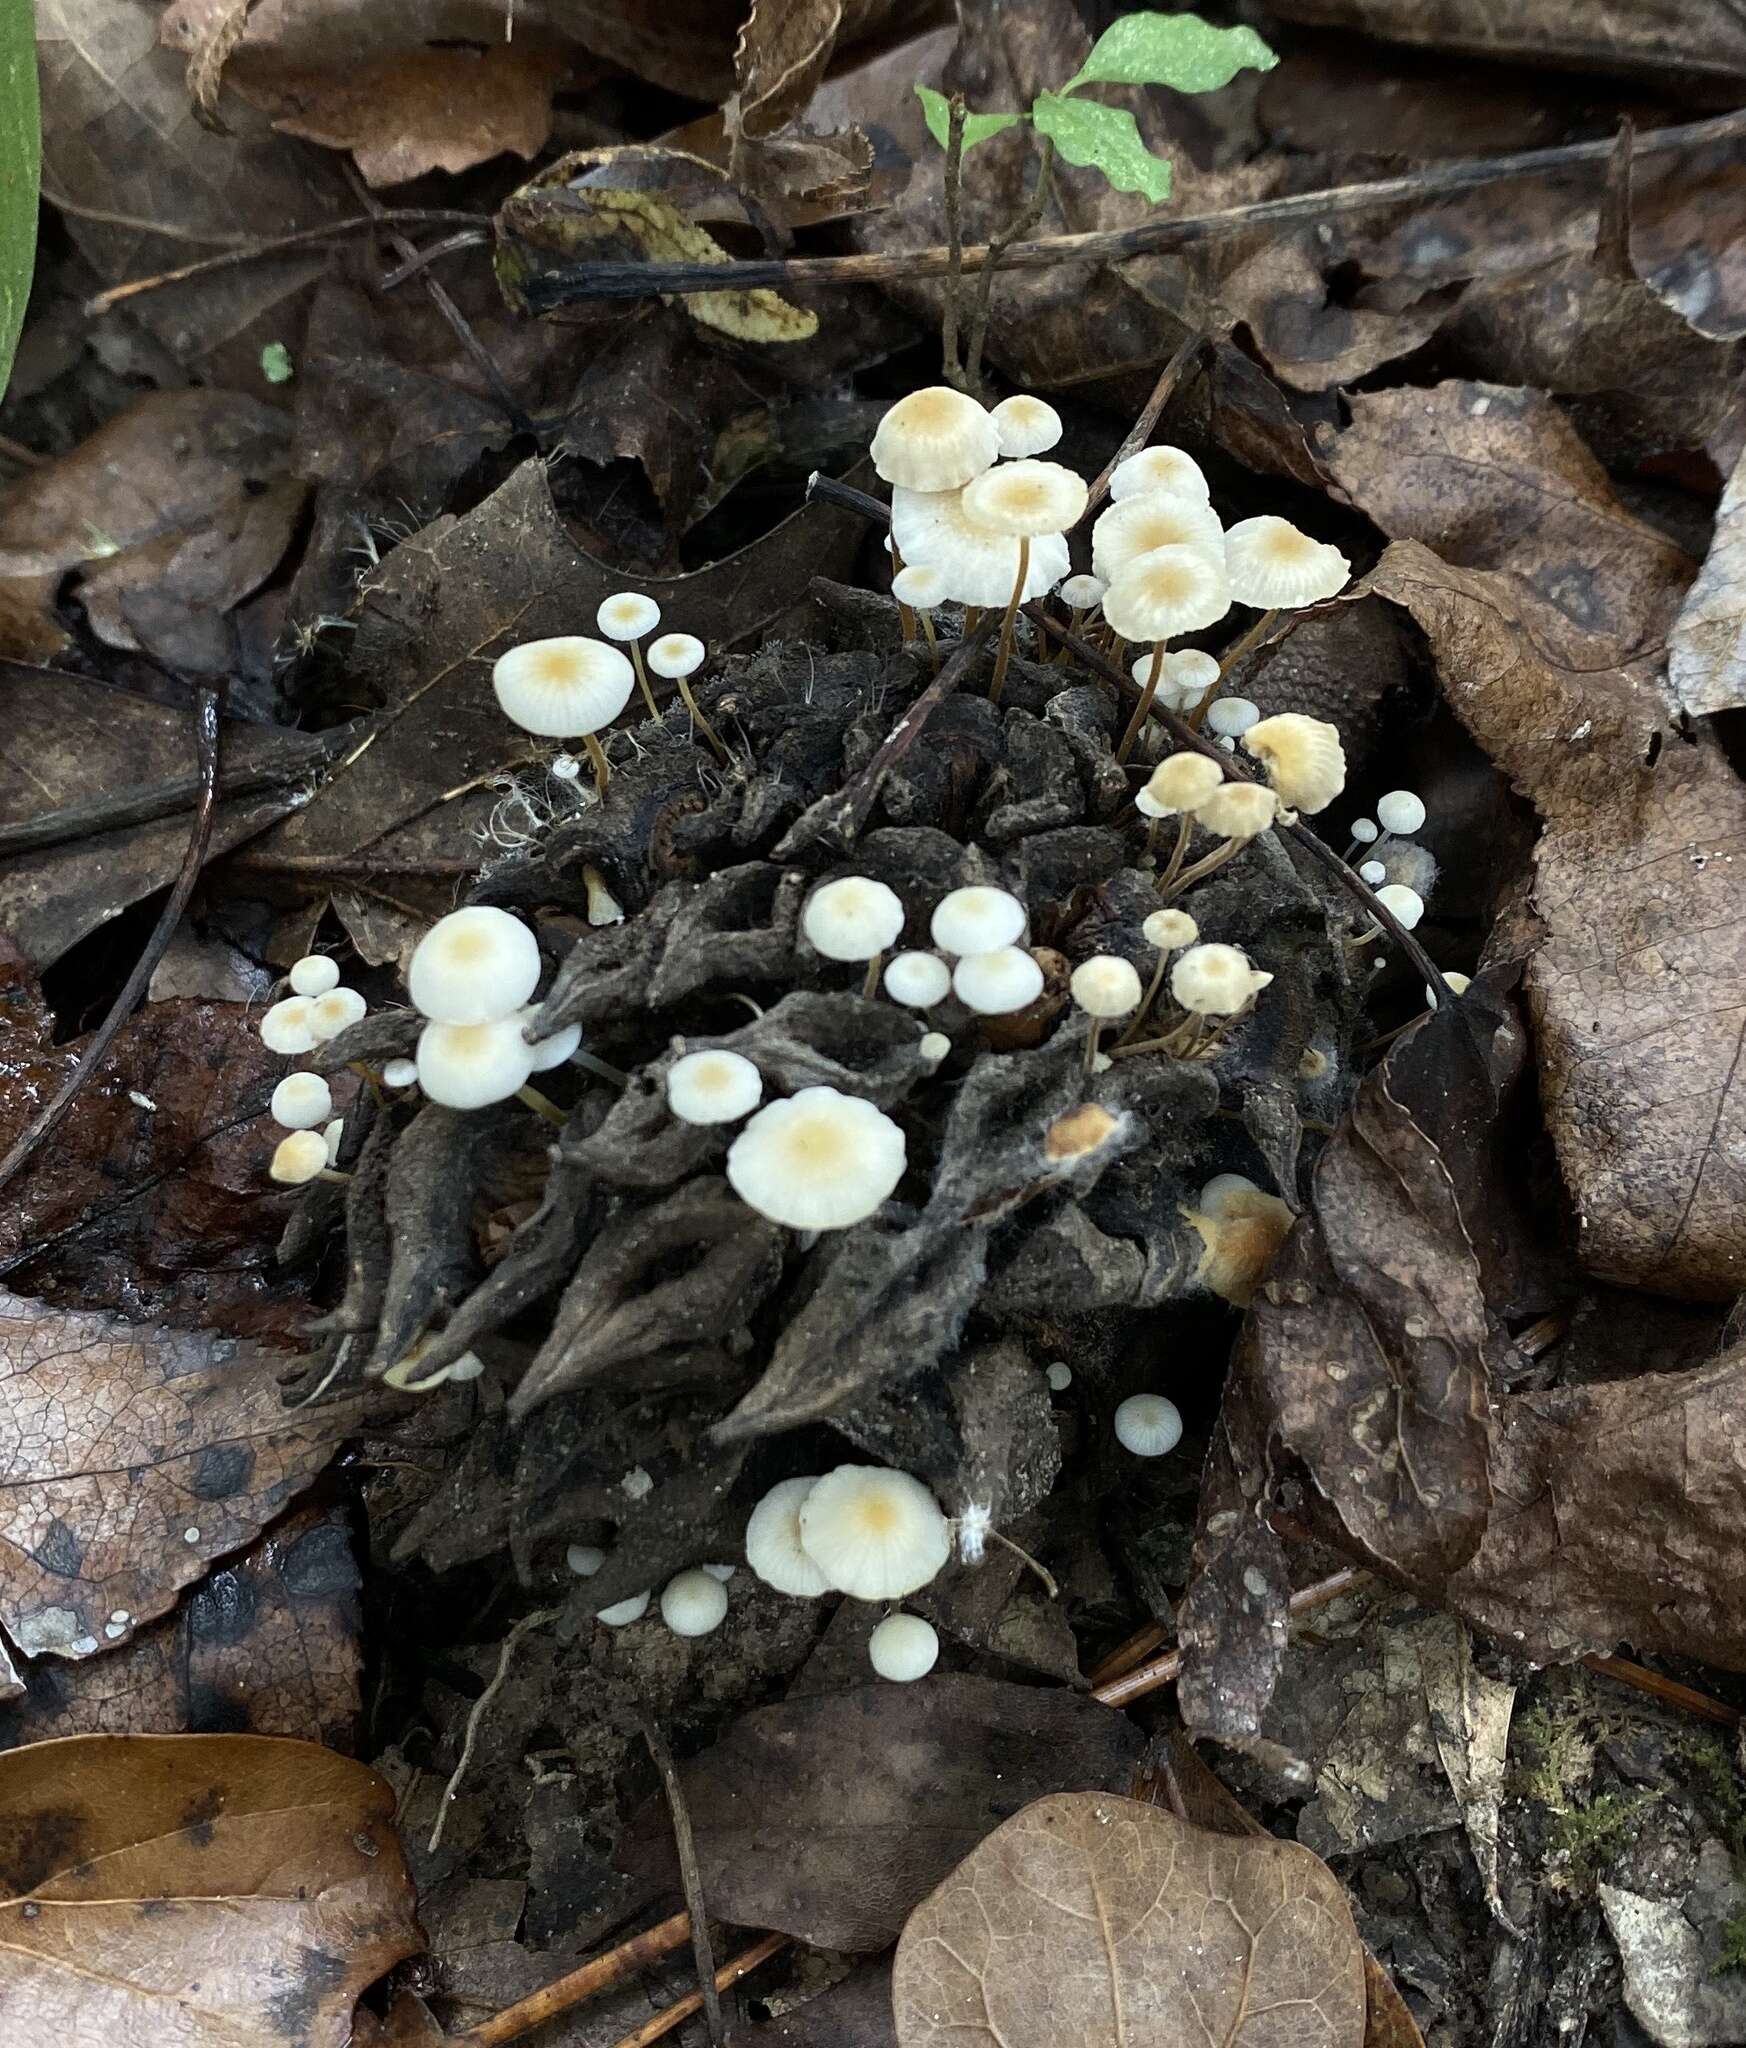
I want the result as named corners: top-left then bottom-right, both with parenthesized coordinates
top-left (1670, 441), bottom-right (1746, 715)
top-left (0, 1291), bottom-right (354, 1662)
top-left (0, 1503), bottom-right (360, 1750)
top-left (892, 1791), bottom-right (1366, 2048)
top-left (0, 1731), bottom-right (420, 2044)
top-left (1371, 539), bottom-right (1746, 1296)
top-left (618, 1675), bottom-right (1144, 1951)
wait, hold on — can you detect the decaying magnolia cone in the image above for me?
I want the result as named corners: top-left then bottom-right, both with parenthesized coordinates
top-left (1184, 1173), bottom-right (1296, 1304)
top-left (1108, 443), bottom-right (1211, 505)
top-left (871, 386), bottom-right (999, 491)
top-left (1092, 493), bottom-right (1225, 583)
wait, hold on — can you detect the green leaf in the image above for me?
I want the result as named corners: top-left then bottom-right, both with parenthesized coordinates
top-left (1065, 10), bottom-right (1277, 94)
top-left (914, 85), bottom-right (1024, 154)
top-left (1031, 92), bottom-right (1172, 205)
top-left (0, 0), bottom-right (40, 403)
top-left (260, 342), bottom-right (295, 385)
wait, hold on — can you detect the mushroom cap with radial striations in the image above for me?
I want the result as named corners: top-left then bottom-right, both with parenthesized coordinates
top-left (1186, 1181), bottom-right (1296, 1305)
top-left (726, 1085), bottom-right (906, 1231)
top-left (409, 905), bottom-right (541, 1026)
top-left (416, 1016), bottom-right (537, 1109)
top-left (1102, 545), bottom-right (1232, 642)
top-left (890, 563), bottom-right (948, 612)
top-left (1376, 788), bottom-right (1427, 835)
top-left (1143, 908), bottom-right (1198, 951)
top-left (1114, 1393), bottom-right (1182, 1457)
top-left (745, 1476), bottom-right (831, 1596)
top-left (1171, 942), bottom-right (1274, 1017)
top-left (1139, 752), bottom-right (1225, 818)
top-left (1092, 493), bottom-right (1225, 583)
top-left (953, 946), bottom-right (1045, 1016)
top-left (288, 955), bottom-right (339, 997)
top-left (269, 1129), bottom-right (330, 1185)
top-left (667, 1048), bottom-right (763, 1125)
top-left (1241, 712), bottom-right (1347, 814)
top-left (1108, 444), bottom-right (1210, 505)
top-left (1059, 572), bottom-right (1106, 609)
top-left (1194, 781), bottom-right (1278, 841)
top-left (802, 875), bottom-right (906, 963)
top-left (870, 385), bottom-right (1000, 491)
top-left (522, 1015), bottom-right (582, 1070)
top-left (1375, 882), bottom-right (1426, 930)
top-left (989, 393), bottom-right (1062, 459)
top-left (647, 632), bottom-right (704, 680)
top-left (889, 487), bottom-right (1069, 608)
top-left (307, 987), bottom-right (367, 1042)
top-left (1205, 696), bottom-right (1260, 739)
top-left (596, 1591), bottom-right (651, 1626)
top-left (660, 1569), bottom-right (729, 1638)
top-left (597, 592), bottom-right (660, 641)
top-left (1070, 955), bottom-right (1143, 1018)
top-left (1224, 515), bottom-right (1349, 609)
top-left (494, 637), bottom-right (635, 738)
top-left (869, 1611), bottom-right (940, 1682)
top-left (960, 459), bottom-right (1088, 538)
top-left (1164, 648), bottom-right (1220, 696)
top-left (270, 1072), bottom-right (333, 1131)
top-left (798, 1465), bottom-right (952, 1600)
top-left (883, 950), bottom-right (952, 1009)
top-left (260, 997), bottom-right (317, 1056)
top-left (930, 884), bottom-right (1026, 956)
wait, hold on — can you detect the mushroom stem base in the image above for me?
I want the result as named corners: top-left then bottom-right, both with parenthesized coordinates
top-left (1116, 641), bottom-right (1166, 763)
top-left (988, 538), bottom-right (1029, 707)
top-left (517, 1083), bottom-right (569, 1127)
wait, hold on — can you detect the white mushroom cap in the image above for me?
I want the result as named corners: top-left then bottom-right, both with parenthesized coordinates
top-left (566, 1543), bottom-right (606, 1577)
top-left (409, 906), bottom-right (541, 1026)
top-left (523, 1016), bottom-right (582, 1070)
top-left (798, 1465), bottom-right (951, 1600)
top-left (269, 1130), bottom-right (329, 1185)
top-left (1046, 1361), bottom-right (1073, 1390)
top-left (416, 1016), bottom-right (537, 1109)
top-left (890, 563), bottom-right (948, 612)
top-left (493, 636), bottom-right (635, 738)
top-left (1194, 781), bottom-right (1278, 840)
top-left (323, 1117), bottom-right (345, 1164)
top-left (647, 632), bottom-right (704, 680)
top-left (261, 997), bottom-right (317, 1056)
top-left (1199, 1171), bottom-right (1261, 1215)
top-left (745, 1476), bottom-right (831, 1596)
top-left (661, 1569), bottom-right (729, 1638)
top-left (871, 387), bottom-right (999, 490)
top-left (1350, 816), bottom-right (1380, 844)
top-left (1428, 971), bottom-right (1472, 1002)
top-left (1140, 753), bottom-right (1224, 817)
top-left (271, 1072), bottom-right (333, 1130)
top-left (803, 876), bottom-right (906, 962)
top-left (869, 1611), bottom-right (940, 1682)
top-left (1092, 493), bottom-right (1224, 582)
top-left (383, 1057), bottom-right (419, 1089)
top-left (1224, 515), bottom-right (1349, 609)
top-left (726, 1086), bottom-right (906, 1230)
top-left (952, 947), bottom-right (1044, 1015)
top-left (1070, 955), bottom-right (1143, 1018)
top-left (1359, 859), bottom-right (1388, 885)
top-left (702, 1562), bottom-right (737, 1582)
top-left (597, 592), bottom-right (661, 641)
top-left (890, 487), bottom-right (1069, 607)
top-left (883, 951), bottom-right (952, 1008)
top-left (596, 1591), bottom-right (651, 1626)
top-left (1060, 573), bottom-right (1106, 608)
top-left (1143, 908), bottom-right (1198, 951)
top-left (1375, 882), bottom-right (1426, 930)
top-left (1376, 789), bottom-right (1427, 835)
top-left (381, 1343), bottom-right (484, 1392)
top-left (1108, 445), bottom-right (1211, 505)
top-left (1242, 712), bottom-right (1347, 814)
top-left (930, 885), bottom-right (1025, 956)
top-left (667, 1049), bottom-right (763, 1125)
top-left (960, 459), bottom-right (1088, 538)
top-left (989, 394), bottom-right (1062, 459)
top-left (1163, 649), bottom-right (1220, 698)
top-left (1171, 943), bottom-right (1274, 1017)
top-left (1114, 1393), bottom-right (1182, 1456)
top-left (918, 1030), bottom-right (951, 1066)
top-left (1205, 696), bottom-right (1260, 738)
top-left (1102, 545), bottom-right (1232, 642)
top-left (288, 955), bottom-right (339, 997)
top-left (307, 987), bottom-right (367, 1042)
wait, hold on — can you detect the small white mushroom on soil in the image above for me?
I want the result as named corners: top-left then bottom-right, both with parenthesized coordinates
top-left (798, 1465), bottom-right (951, 1600)
top-left (595, 1591), bottom-right (651, 1627)
top-left (1114, 1393), bottom-right (1183, 1457)
top-left (667, 1049), bottom-right (763, 1125)
top-left (661, 1569), bottom-right (729, 1638)
top-left (868, 1612), bottom-right (940, 1682)
top-left (270, 1072), bottom-right (333, 1130)
top-left (288, 954), bottom-right (340, 997)
top-left (745, 1476), bottom-right (830, 1596)
top-left (410, 906), bottom-right (541, 1026)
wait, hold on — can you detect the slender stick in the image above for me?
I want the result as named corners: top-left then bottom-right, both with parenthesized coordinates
top-left (989, 538), bottom-right (1029, 705)
top-left (1118, 642), bottom-right (1166, 763)
top-left (941, 95), bottom-right (968, 388)
top-left (429, 1608), bottom-right (557, 1853)
top-left (0, 684), bottom-right (225, 1200)
top-left (516, 1084), bottom-right (568, 1128)
top-left (964, 139), bottom-right (1055, 395)
top-left (1087, 331), bottom-right (1207, 511)
top-left (919, 609), bottom-right (940, 673)
top-left (448, 1913), bottom-right (694, 2048)
top-left (642, 1718), bottom-right (725, 2047)
top-left (607, 1934), bottom-right (789, 2048)
top-left (1584, 1654), bottom-right (1742, 1731)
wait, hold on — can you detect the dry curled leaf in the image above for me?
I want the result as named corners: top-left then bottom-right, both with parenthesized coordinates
top-left (0, 1291), bottom-right (354, 1661)
top-left (892, 1791), bottom-right (1367, 2048)
top-left (0, 1731), bottom-right (420, 2045)
top-left (1669, 440), bottom-right (1746, 716)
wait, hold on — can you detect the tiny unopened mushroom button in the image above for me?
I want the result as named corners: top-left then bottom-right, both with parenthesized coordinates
top-left (1114, 1394), bottom-right (1182, 1457)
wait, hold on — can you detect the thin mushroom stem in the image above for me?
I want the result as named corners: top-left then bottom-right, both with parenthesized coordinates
top-left (1193, 606), bottom-right (1279, 729)
top-left (1155, 812), bottom-right (1195, 894)
top-left (517, 1083), bottom-right (569, 1128)
top-left (1116, 954), bottom-right (1170, 1046)
top-left (1117, 641), bottom-right (1167, 763)
top-left (989, 537), bottom-right (1029, 706)
top-left (985, 1525), bottom-right (1059, 1599)
top-left (862, 951), bottom-right (885, 1000)
top-left (1056, 604), bottom-right (1085, 665)
top-left (1083, 1017), bottom-right (1104, 1072)
top-left (580, 732), bottom-right (612, 798)
top-left (317, 1166), bottom-right (352, 1185)
top-left (918, 609), bottom-right (940, 673)
top-left (627, 639), bottom-right (660, 719)
top-left (573, 1048), bottom-right (630, 1086)
top-left (675, 678), bottom-right (729, 763)
top-left (1160, 833), bottom-right (1249, 901)
top-left (890, 537), bottom-right (916, 645)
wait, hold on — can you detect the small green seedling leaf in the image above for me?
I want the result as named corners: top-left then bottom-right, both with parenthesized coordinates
top-left (260, 341), bottom-right (294, 384)
top-left (915, 85), bottom-right (1024, 154)
top-left (1031, 92), bottom-right (1172, 205)
top-left (1065, 10), bottom-right (1277, 94)
top-left (0, 0), bottom-right (40, 403)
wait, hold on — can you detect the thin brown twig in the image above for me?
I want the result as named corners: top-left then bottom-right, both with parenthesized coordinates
top-left (378, 227), bottom-right (494, 291)
top-left (0, 683), bottom-right (225, 1200)
top-left (448, 1913), bottom-right (695, 2048)
top-left (608, 1933), bottom-right (789, 2048)
top-left (517, 108), bottom-right (1746, 308)
top-left (964, 137), bottom-right (1055, 395)
top-left (1085, 330), bottom-right (1207, 511)
top-left (1584, 1655), bottom-right (1742, 1731)
top-left (641, 1718), bottom-right (725, 2047)
top-left (428, 1607), bottom-right (557, 1853)
top-left (941, 94), bottom-right (968, 388)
